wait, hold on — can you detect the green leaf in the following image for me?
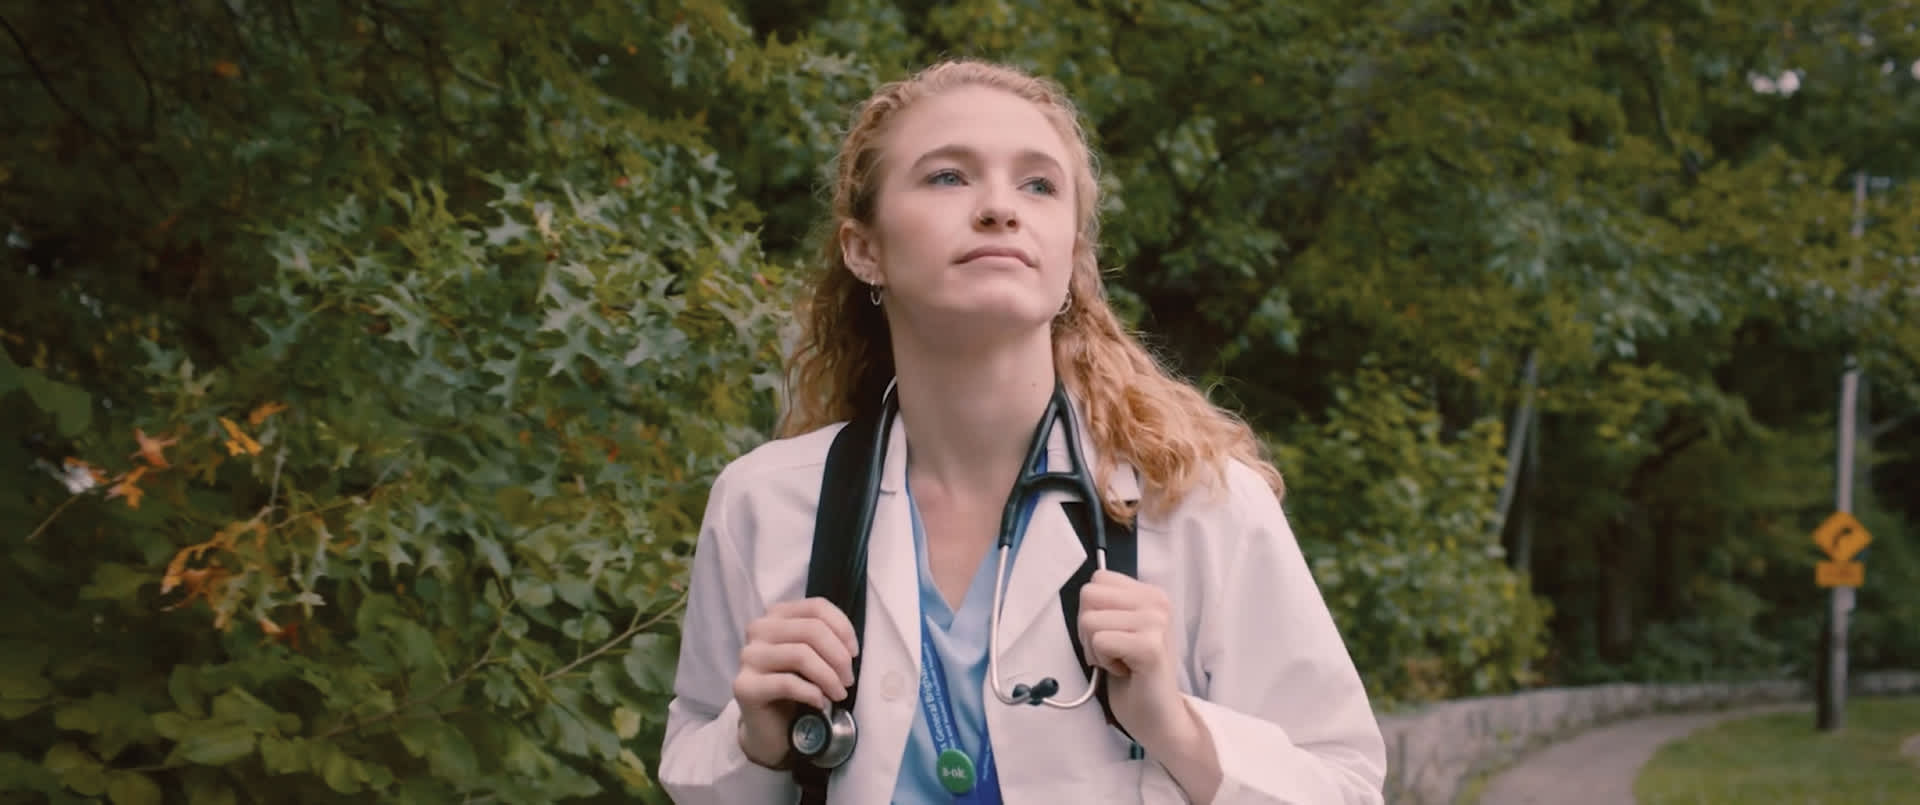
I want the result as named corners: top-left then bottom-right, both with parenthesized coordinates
top-left (622, 633), bottom-right (675, 694)
top-left (44, 743), bottom-right (106, 795)
top-left (0, 751), bottom-right (60, 793)
top-left (42, 742), bottom-right (96, 776)
top-left (398, 719), bottom-right (480, 780)
top-left (152, 712), bottom-right (193, 740)
top-left (106, 771), bottom-right (163, 805)
top-left (182, 772), bottom-right (238, 805)
top-left (174, 723), bottom-right (257, 766)
top-left (0, 348), bottom-right (21, 396)
top-left (553, 576), bottom-right (595, 609)
top-left (17, 366), bottom-right (92, 438)
top-left (258, 735), bottom-right (311, 775)
top-left (0, 641), bottom-right (53, 701)
top-left (511, 576), bottom-right (554, 608)
top-left (210, 688), bottom-right (281, 732)
top-left (316, 743), bottom-right (365, 794)
top-left (613, 706), bottom-right (641, 740)
top-left (167, 666), bottom-right (205, 719)
top-left (79, 563), bottom-right (155, 603)
top-left (0, 698), bottom-right (45, 718)
top-left (53, 697), bottom-right (104, 735)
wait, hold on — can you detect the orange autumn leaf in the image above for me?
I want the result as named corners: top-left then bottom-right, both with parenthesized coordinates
top-left (161, 520), bottom-right (251, 594)
top-left (107, 466), bottom-right (149, 509)
top-left (162, 564), bottom-right (235, 628)
top-left (257, 614), bottom-right (283, 636)
top-left (219, 417), bottom-right (262, 456)
top-left (132, 427), bottom-right (179, 468)
top-left (247, 401), bottom-right (289, 426)
top-left (212, 60), bottom-right (240, 79)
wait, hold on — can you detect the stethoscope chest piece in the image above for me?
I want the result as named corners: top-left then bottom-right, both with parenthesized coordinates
top-left (790, 706), bottom-right (858, 769)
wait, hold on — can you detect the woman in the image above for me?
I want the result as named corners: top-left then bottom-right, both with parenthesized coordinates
top-left (657, 59), bottom-right (1385, 804)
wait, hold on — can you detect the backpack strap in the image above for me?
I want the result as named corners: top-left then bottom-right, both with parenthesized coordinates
top-left (1059, 498), bottom-right (1140, 743)
top-left (794, 404), bottom-right (890, 805)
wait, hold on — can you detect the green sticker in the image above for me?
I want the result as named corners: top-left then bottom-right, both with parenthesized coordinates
top-left (936, 748), bottom-right (976, 794)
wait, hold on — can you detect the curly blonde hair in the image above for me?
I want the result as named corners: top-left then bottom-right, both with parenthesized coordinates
top-left (778, 58), bottom-right (1284, 519)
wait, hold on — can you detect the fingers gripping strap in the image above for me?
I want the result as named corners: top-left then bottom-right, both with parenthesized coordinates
top-left (1058, 500), bottom-right (1140, 741)
top-left (795, 407), bottom-right (886, 804)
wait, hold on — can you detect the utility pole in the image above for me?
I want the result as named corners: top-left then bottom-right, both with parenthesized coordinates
top-left (1817, 361), bottom-right (1860, 731)
top-left (1494, 348), bottom-right (1539, 548)
top-left (1816, 171), bottom-right (1869, 732)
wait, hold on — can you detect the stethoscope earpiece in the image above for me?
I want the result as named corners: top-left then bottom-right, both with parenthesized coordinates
top-left (790, 705), bottom-right (859, 769)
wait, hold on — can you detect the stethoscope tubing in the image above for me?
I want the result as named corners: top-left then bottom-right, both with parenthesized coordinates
top-left (789, 378), bottom-right (1106, 772)
top-left (985, 383), bottom-right (1106, 708)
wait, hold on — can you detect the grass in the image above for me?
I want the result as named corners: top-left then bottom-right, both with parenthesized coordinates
top-left (1635, 697), bottom-right (1920, 804)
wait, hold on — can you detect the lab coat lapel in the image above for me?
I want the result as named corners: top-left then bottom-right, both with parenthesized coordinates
top-left (992, 487), bottom-right (1087, 653)
top-left (862, 415), bottom-right (920, 671)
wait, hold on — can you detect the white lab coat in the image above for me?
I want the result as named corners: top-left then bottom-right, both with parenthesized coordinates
top-left (657, 404), bottom-right (1388, 804)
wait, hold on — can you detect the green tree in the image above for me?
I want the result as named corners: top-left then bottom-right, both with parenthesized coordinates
top-left (6, 0), bottom-right (1920, 800)
top-left (1, 1), bottom-right (825, 799)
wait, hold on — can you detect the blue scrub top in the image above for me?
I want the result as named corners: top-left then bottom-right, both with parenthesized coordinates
top-left (889, 462), bottom-right (1043, 805)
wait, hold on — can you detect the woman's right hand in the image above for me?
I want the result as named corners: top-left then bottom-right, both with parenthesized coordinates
top-left (732, 597), bottom-right (861, 768)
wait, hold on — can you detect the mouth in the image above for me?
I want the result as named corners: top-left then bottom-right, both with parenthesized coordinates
top-left (956, 245), bottom-right (1036, 268)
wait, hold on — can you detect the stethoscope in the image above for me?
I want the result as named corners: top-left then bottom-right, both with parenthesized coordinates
top-left (790, 377), bottom-right (1110, 770)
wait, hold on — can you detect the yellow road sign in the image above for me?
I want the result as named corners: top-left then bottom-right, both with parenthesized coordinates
top-left (1816, 559), bottom-right (1864, 588)
top-left (1812, 511), bottom-right (1872, 562)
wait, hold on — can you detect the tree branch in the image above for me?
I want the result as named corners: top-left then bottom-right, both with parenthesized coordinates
top-left (0, 15), bottom-right (107, 141)
top-left (0, 13), bottom-right (165, 206)
top-left (101, 2), bottom-right (160, 137)
top-left (542, 587), bottom-right (690, 682)
top-left (319, 591), bottom-right (515, 739)
top-left (1869, 411), bottom-right (1915, 441)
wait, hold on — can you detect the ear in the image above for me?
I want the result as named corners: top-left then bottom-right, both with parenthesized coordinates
top-left (839, 220), bottom-right (884, 286)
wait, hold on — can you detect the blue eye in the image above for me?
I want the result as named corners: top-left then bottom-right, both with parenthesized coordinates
top-left (927, 169), bottom-right (964, 186)
top-left (1024, 177), bottom-right (1058, 196)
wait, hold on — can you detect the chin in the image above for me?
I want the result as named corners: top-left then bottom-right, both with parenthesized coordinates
top-left (940, 296), bottom-right (1055, 326)
top-left (905, 302), bottom-right (1055, 349)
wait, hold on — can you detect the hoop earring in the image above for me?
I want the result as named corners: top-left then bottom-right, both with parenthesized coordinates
top-left (1056, 290), bottom-right (1072, 317)
top-left (869, 284), bottom-right (884, 306)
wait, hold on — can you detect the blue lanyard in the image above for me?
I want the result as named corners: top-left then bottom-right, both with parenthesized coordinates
top-left (918, 621), bottom-right (1000, 804)
top-left (913, 453), bottom-right (1048, 804)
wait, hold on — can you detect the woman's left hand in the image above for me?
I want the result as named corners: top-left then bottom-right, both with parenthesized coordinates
top-left (1076, 569), bottom-right (1194, 744)
top-left (1077, 570), bottom-right (1224, 802)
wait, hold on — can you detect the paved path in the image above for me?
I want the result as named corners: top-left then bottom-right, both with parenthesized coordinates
top-left (1475, 703), bottom-right (1809, 805)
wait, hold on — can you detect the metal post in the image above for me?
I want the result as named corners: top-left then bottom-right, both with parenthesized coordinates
top-left (1818, 171), bottom-right (1869, 731)
top-left (1819, 361), bottom-right (1860, 731)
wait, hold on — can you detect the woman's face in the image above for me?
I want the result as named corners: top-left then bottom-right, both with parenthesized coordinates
top-left (842, 85), bottom-right (1079, 343)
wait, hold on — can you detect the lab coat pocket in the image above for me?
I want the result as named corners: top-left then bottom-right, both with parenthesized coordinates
top-left (1088, 755), bottom-right (1190, 805)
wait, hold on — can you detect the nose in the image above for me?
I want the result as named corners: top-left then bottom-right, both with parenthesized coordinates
top-left (974, 201), bottom-right (1018, 231)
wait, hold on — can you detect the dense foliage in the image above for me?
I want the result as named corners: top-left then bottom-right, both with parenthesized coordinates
top-left (3, 0), bottom-right (1915, 800)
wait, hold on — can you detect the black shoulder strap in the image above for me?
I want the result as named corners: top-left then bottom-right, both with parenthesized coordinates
top-left (794, 408), bottom-right (887, 805)
top-left (1059, 499), bottom-right (1140, 742)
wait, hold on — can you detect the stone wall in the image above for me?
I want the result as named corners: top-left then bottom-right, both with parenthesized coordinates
top-left (1377, 670), bottom-right (1920, 805)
